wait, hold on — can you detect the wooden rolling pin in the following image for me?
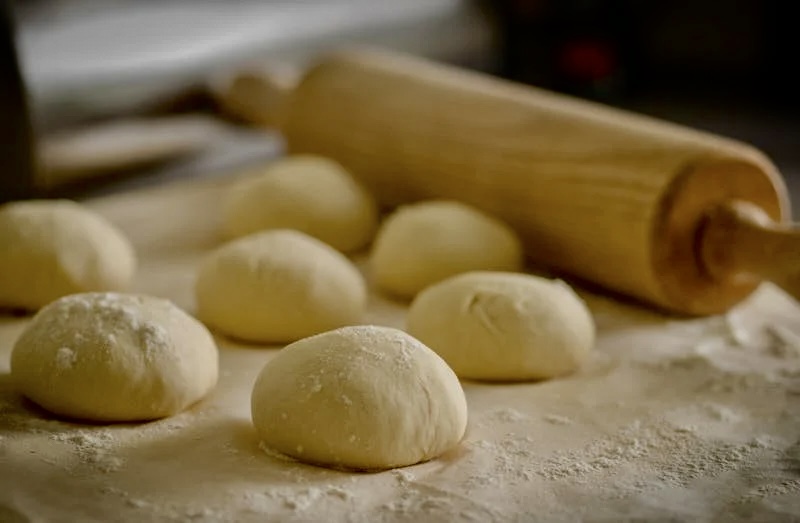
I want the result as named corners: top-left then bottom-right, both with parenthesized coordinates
top-left (214, 48), bottom-right (797, 316)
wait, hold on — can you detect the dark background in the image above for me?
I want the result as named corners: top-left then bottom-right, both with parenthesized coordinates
top-left (491, 0), bottom-right (799, 205)
top-left (495, 0), bottom-right (796, 108)
top-left (3, 0), bottom-right (799, 207)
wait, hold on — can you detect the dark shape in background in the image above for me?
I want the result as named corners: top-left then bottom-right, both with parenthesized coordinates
top-left (3, 0), bottom-right (799, 207)
top-left (492, 0), bottom-right (799, 206)
top-left (495, 0), bottom-right (796, 108)
top-left (0, 0), bottom-right (35, 203)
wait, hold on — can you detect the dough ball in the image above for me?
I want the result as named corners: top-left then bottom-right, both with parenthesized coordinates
top-left (370, 200), bottom-right (523, 299)
top-left (0, 200), bottom-right (136, 311)
top-left (10, 292), bottom-right (218, 422)
top-left (251, 325), bottom-right (467, 470)
top-left (406, 271), bottom-right (594, 381)
top-left (195, 229), bottom-right (366, 343)
top-left (222, 155), bottom-right (379, 252)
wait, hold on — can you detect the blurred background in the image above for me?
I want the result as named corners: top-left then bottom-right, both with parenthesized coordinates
top-left (2, 0), bottom-right (798, 206)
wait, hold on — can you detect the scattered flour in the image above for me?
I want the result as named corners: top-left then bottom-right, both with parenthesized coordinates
top-left (185, 507), bottom-right (218, 519)
top-left (258, 441), bottom-right (299, 464)
top-left (543, 414), bottom-right (573, 425)
top-left (139, 322), bottom-right (170, 360)
top-left (281, 487), bottom-right (324, 511)
top-left (724, 311), bottom-right (751, 346)
top-left (245, 484), bottom-right (355, 514)
top-left (486, 408), bottom-right (529, 423)
top-left (49, 430), bottom-right (123, 471)
top-left (126, 498), bottom-right (150, 509)
top-left (326, 486), bottom-right (353, 501)
top-left (740, 478), bottom-right (800, 503)
top-left (55, 347), bottom-right (76, 369)
top-left (536, 420), bottom-right (759, 487)
top-left (2, 241), bottom-right (800, 522)
top-left (765, 325), bottom-right (800, 359)
top-left (703, 403), bottom-right (742, 423)
top-left (380, 482), bottom-right (496, 522)
top-left (392, 469), bottom-right (415, 484)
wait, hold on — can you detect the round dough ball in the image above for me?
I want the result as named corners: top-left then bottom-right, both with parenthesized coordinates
top-left (406, 271), bottom-right (595, 381)
top-left (10, 292), bottom-right (218, 422)
top-left (223, 155), bottom-right (379, 252)
top-left (195, 229), bottom-right (367, 343)
top-left (251, 325), bottom-right (467, 470)
top-left (0, 200), bottom-right (136, 311)
top-left (370, 200), bottom-right (523, 299)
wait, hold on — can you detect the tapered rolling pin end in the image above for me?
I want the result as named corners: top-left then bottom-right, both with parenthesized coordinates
top-left (700, 200), bottom-right (800, 301)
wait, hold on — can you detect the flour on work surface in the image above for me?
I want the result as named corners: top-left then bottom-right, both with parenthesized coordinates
top-left (2, 241), bottom-right (800, 521)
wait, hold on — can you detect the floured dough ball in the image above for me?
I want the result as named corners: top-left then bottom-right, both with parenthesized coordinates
top-left (251, 325), bottom-right (467, 470)
top-left (222, 155), bottom-right (379, 252)
top-left (370, 200), bottom-right (523, 299)
top-left (0, 200), bottom-right (136, 311)
top-left (10, 292), bottom-right (218, 422)
top-left (195, 229), bottom-right (366, 343)
top-left (406, 272), bottom-right (594, 381)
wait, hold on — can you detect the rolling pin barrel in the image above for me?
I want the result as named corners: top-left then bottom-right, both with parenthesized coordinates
top-left (218, 49), bottom-right (793, 315)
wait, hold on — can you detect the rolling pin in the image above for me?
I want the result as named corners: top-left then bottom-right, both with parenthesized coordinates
top-left (214, 48), bottom-right (797, 316)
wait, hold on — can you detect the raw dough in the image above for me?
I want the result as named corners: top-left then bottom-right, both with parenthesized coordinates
top-left (10, 292), bottom-right (218, 422)
top-left (3, 177), bottom-right (800, 523)
top-left (406, 271), bottom-right (595, 381)
top-left (195, 229), bottom-right (366, 343)
top-left (250, 325), bottom-right (468, 470)
top-left (222, 155), bottom-right (379, 252)
top-left (369, 200), bottom-right (523, 298)
top-left (0, 200), bottom-right (136, 311)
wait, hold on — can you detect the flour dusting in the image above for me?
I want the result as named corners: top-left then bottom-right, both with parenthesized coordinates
top-left (55, 347), bottom-right (76, 369)
top-left (765, 324), bottom-right (800, 358)
top-left (2, 197), bottom-right (800, 523)
top-left (536, 420), bottom-right (759, 486)
top-left (139, 322), bottom-right (170, 360)
top-left (543, 414), bottom-right (573, 425)
top-left (486, 408), bottom-right (529, 423)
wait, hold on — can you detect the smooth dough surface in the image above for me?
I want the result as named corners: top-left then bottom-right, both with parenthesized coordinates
top-left (0, 200), bottom-right (136, 310)
top-left (406, 271), bottom-right (595, 381)
top-left (251, 325), bottom-right (468, 470)
top-left (370, 200), bottom-right (523, 298)
top-left (195, 229), bottom-right (367, 343)
top-left (222, 155), bottom-right (379, 252)
top-left (10, 292), bottom-right (218, 422)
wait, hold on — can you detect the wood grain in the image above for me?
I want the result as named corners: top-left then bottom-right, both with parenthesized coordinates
top-left (280, 50), bottom-right (790, 314)
top-left (218, 48), bottom-right (791, 314)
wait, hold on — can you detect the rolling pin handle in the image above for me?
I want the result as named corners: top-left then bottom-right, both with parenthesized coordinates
top-left (700, 200), bottom-right (800, 301)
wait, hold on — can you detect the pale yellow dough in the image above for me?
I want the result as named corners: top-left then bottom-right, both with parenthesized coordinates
top-left (0, 200), bottom-right (136, 310)
top-left (222, 155), bottom-right (379, 252)
top-left (251, 325), bottom-right (468, 470)
top-left (10, 292), bottom-right (219, 422)
top-left (370, 200), bottom-right (523, 299)
top-left (195, 229), bottom-right (367, 343)
top-left (406, 271), bottom-right (595, 381)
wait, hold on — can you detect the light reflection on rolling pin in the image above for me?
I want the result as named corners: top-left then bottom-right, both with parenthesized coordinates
top-left (214, 48), bottom-right (797, 315)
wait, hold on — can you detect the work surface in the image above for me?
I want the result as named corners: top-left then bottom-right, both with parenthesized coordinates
top-left (1, 176), bottom-right (799, 523)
